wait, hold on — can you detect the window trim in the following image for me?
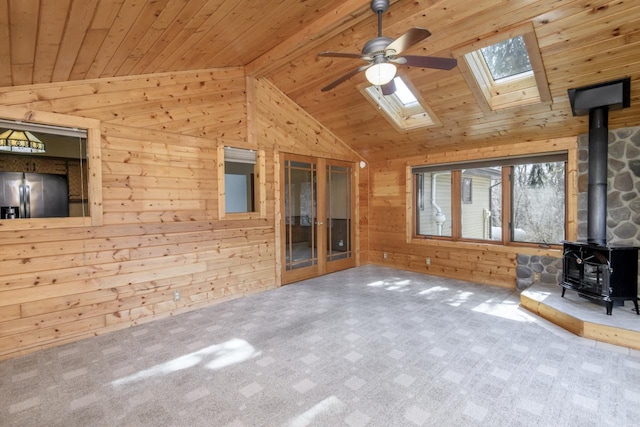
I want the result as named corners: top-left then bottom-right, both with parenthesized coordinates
top-left (217, 140), bottom-right (266, 220)
top-left (407, 138), bottom-right (578, 251)
top-left (0, 106), bottom-right (102, 229)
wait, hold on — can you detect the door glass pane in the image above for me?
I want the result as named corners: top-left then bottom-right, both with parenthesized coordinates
top-left (326, 165), bottom-right (351, 262)
top-left (415, 171), bottom-right (452, 237)
top-left (461, 167), bottom-right (502, 240)
top-left (284, 160), bottom-right (317, 270)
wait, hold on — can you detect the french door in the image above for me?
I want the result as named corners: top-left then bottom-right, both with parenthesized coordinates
top-left (281, 154), bottom-right (355, 284)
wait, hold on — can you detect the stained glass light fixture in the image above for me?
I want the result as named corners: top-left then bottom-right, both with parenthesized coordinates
top-left (0, 129), bottom-right (46, 153)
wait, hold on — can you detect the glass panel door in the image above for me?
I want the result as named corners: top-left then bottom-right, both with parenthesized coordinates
top-left (325, 163), bottom-right (354, 272)
top-left (283, 159), bottom-right (320, 281)
top-left (282, 155), bottom-right (355, 283)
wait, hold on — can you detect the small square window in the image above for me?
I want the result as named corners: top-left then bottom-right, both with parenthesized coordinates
top-left (224, 147), bottom-right (256, 213)
top-left (217, 145), bottom-right (265, 219)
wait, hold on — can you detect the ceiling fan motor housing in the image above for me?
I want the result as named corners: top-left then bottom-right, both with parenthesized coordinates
top-left (318, 0), bottom-right (456, 92)
top-left (362, 36), bottom-right (394, 57)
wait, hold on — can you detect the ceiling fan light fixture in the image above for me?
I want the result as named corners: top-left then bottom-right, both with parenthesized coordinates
top-left (365, 62), bottom-right (396, 86)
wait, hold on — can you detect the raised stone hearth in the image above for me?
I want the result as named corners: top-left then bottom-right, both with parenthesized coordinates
top-left (522, 281), bottom-right (640, 350)
top-left (519, 125), bottom-right (640, 348)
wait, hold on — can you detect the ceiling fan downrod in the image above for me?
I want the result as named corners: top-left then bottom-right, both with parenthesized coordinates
top-left (371, 0), bottom-right (389, 38)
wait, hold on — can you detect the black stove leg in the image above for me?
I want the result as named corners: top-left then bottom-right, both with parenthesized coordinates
top-left (633, 299), bottom-right (639, 315)
top-left (606, 301), bottom-right (613, 315)
top-left (561, 287), bottom-right (566, 298)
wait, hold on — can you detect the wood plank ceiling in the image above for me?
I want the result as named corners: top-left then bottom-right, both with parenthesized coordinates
top-left (1, 0), bottom-right (639, 162)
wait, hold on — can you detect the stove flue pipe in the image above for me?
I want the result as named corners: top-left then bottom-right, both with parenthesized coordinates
top-left (568, 77), bottom-right (630, 246)
top-left (587, 107), bottom-right (608, 246)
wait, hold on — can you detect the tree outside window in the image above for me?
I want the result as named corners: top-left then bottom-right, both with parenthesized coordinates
top-left (511, 162), bottom-right (565, 245)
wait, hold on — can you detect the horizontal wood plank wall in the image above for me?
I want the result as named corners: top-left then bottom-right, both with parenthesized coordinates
top-left (368, 137), bottom-right (577, 288)
top-left (0, 70), bottom-right (361, 360)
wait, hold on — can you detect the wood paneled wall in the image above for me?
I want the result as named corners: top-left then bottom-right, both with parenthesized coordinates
top-left (368, 138), bottom-right (577, 288)
top-left (0, 70), bottom-right (363, 360)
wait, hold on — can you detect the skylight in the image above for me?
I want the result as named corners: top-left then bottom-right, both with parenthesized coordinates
top-left (361, 76), bottom-right (439, 131)
top-left (480, 35), bottom-right (532, 81)
top-left (393, 78), bottom-right (419, 107)
top-left (455, 25), bottom-right (551, 111)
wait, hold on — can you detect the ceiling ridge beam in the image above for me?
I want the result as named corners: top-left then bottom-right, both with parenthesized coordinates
top-left (245, 0), bottom-right (376, 78)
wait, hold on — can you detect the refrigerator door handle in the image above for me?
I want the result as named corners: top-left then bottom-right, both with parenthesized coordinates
top-left (24, 184), bottom-right (30, 218)
top-left (19, 183), bottom-right (25, 218)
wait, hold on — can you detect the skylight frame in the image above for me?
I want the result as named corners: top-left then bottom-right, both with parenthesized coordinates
top-left (454, 24), bottom-right (551, 112)
top-left (360, 76), bottom-right (440, 132)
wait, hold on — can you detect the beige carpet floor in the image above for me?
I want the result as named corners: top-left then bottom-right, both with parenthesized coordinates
top-left (1, 265), bottom-right (639, 426)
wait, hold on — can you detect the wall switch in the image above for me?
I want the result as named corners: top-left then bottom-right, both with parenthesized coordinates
top-left (426, 257), bottom-right (431, 266)
top-left (533, 272), bottom-right (540, 282)
top-left (174, 290), bottom-right (180, 301)
top-left (383, 252), bottom-right (387, 260)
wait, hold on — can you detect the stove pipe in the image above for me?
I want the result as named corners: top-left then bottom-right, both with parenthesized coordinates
top-left (568, 77), bottom-right (631, 246)
top-left (587, 107), bottom-right (608, 246)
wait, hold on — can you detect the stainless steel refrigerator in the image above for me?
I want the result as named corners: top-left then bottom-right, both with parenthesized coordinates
top-left (0, 172), bottom-right (69, 219)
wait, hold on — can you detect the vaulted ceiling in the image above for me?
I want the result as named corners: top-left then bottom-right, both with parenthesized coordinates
top-left (2, 0), bottom-right (639, 162)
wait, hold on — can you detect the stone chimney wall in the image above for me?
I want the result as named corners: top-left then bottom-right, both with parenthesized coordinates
top-left (517, 125), bottom-right (640, 291)
top-left (577, 126), bottom-right (640, 244)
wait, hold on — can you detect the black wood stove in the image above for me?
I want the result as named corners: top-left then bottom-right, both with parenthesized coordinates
top-left (562, 78), bottom-right (639, 315)
top-left (561, 241), bottom-right (639, 315)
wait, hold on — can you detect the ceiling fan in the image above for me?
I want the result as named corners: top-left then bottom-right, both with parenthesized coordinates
top-left (318, 0), bottom-right (457, 95)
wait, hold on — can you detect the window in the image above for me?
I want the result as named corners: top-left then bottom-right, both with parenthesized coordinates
top-left (512, 161), bottom-right (565, 245)
top-left (461, 168), bottom-right (501, 240)
top-left (415, 171), bottom-right (452, 237)
top-left (361, 76), bottom-right (440, 131)
top-left (217, 145), bottom-right (265, 219)
top-left (0, 107), bottom-right (102, 229)
top-left (413, 154), bottom-right (566, 246)
top-left (224, 147), bottom-right (256, 213)
top-left (455, 25), bottom-right (550, 111)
